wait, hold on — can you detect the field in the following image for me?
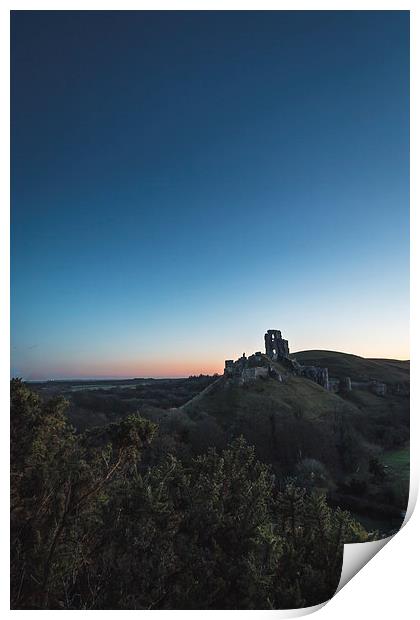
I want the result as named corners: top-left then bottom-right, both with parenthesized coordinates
top-left (382, 447), bottom-right (410, 485)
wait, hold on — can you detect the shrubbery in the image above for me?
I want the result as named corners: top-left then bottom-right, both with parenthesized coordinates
top-left (11, 380), bottom-right (367, 609)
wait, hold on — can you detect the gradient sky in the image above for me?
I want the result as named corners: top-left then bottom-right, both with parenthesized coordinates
top-left (11, 10), bottom-right (409, 379)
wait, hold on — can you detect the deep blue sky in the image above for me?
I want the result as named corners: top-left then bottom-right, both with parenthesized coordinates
top-left (11, 10), bottom-right (409, 379)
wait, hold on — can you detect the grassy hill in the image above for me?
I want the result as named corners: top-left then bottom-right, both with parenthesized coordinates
top-left (179, 351), bottom-right (409, 533)
top-left (289, 351), bottom-right (409, 451)
top-left (183, 357), bottom-right (370, 478)
top-left (292, 350), bottom-right (409, 385)
top-left (24, 349), bottom-right (410, 536)
top-left (181, 350), bottom-right (408, 481)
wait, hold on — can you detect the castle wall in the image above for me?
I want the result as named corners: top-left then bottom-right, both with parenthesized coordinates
top-left (233, 330), bottom-right (332, 390)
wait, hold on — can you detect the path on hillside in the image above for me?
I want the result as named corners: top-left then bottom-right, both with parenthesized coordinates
top-left (180, 376), bottom-right (224, 410)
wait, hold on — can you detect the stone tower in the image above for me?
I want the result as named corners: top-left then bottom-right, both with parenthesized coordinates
top-left (264, 330), bottom-right (290, 360)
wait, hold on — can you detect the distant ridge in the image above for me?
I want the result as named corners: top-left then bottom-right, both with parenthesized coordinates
top-left (292, 350), bottom-right (409, 385)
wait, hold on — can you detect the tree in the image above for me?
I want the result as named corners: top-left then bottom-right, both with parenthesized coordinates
top-left (11, 381), bottom-right (368, 610)
top-left (10, 379), bottom-right (156, 609)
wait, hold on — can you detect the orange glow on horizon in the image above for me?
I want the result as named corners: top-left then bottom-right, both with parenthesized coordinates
top-left (18, 342), bottom-right (410, 381)
top-left (23, 357), bottom-right (225, 380)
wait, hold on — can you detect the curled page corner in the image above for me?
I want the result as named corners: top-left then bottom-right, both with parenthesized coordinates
top-left (270, 601), bottom-right (328, 618)
top-left (403, 475), bottom-right (418, 525)
top-left (274, 468), bottom-right (417, 617)
top-left (335, 475), bottom-right (417, 597)
top-left (336, 535), bottom-right (393, 594)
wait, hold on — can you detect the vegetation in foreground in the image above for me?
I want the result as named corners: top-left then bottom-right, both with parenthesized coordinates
top-left (27, 352), bottom-right (410, 538)
top-left (11, 379), bottom-right (369, 610)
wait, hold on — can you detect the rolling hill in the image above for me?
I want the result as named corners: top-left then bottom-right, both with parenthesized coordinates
top-left (292, 350), bottom-right (409, 385)
top-left (180, 351), bottom-right (409, 483)
top-left (182, 355), bottom-right (370, 478)
top-left (25, 349), bottom-right (410, 531)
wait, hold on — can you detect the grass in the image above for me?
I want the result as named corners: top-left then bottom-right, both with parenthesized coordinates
top-left (292, 350), bottom-right (409, 384)
top-left (379, 447), bottom-right (410, 518)
top-left (184, 370), bottom-right (362, 425)
top-left (351, 512), bottom-right (404, 538)
top-left (382, 447), bottom-right (410, 483)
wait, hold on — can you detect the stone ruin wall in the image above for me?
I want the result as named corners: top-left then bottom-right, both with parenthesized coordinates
top-left (264, 330), bottom-right (290, 360)
top-left (263, 330), bottom-right (330, 389)
top-left (224, 352), bottom-right (282, 386)
top-left (224, 330), bottom-right (387, 395)
top-left (224, 330), bottom-right (328, 389)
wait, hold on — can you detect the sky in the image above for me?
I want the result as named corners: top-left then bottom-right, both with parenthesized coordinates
top-left (11, 10), bottom-right (409, 379)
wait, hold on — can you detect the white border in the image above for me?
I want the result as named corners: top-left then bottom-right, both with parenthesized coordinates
top-left (2, 3), bottom-right (417, 618)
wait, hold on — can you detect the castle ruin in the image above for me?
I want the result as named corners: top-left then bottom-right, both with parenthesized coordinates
top-left (224, 329), bottom-right (329, 389)
top-left (264, 330), bottom-right (290, 360)
top-left (223, 329), bottom-right (387, 396)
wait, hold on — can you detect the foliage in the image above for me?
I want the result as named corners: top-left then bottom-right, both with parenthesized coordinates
top-left (294, 458), bottom-right (332, 491)
top-left (11, 380), bottom-right (368, 610)
top-left (10, 379), bottom-right (156, 608)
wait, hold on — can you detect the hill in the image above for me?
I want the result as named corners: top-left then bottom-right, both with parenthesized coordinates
top-left (292, 350), bottom-right (409, 385)
top-left (26, 347), bottom-right (409, 533)
top-left (289, 351), bottom-right (409, 451)
top-left (178, 350), bottom-right (409, 532)
top-left (182, 356), bottom-right (370, 478)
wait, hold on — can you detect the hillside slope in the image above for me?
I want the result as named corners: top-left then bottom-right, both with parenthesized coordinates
top-left (181, 351), bottom-right (409, 481)
top-left (183, 359), bottom-right (369, 478)
top-left (292, 350), bottom-right (409, 385)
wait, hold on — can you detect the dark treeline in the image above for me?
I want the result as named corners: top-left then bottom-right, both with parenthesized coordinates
top-left (11, 379), bottom-right (368, 610)
top-left (49, 375), bottom-right (219, 431)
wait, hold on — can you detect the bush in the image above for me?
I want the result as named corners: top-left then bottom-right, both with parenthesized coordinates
top-left (11, 381), bottom-right (368, 610)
